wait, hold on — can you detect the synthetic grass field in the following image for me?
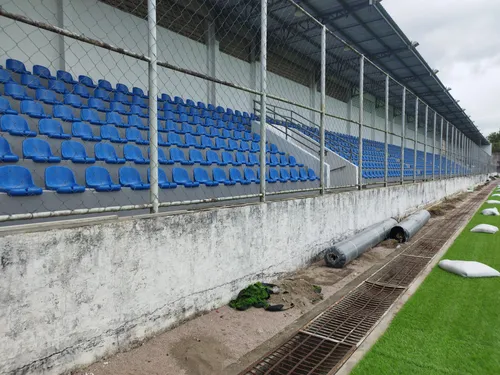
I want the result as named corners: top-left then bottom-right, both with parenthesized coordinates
top-left (351, 187), bottom-right (500, 375)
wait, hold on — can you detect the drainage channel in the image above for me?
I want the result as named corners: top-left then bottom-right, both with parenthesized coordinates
top-left (240, 184), bottom-right (493, 375)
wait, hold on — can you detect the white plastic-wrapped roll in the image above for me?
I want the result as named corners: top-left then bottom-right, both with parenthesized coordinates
top-left (439, 260), bottom-right (500, 278)
top-left (470, 224), bottom-right (499, 234)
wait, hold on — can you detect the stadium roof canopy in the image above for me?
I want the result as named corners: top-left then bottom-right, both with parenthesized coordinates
top-left (103, 0), bottom-right (488, 145)
top-left (260, 0), bottom-right (488, 145)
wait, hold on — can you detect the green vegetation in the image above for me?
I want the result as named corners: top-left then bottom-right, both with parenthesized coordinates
top-left (487, 131), bottom-right (500, 153)
top-left (229, 282), bottom-right (272, 310)
top-left (352, 189), bottom-right (500, 375)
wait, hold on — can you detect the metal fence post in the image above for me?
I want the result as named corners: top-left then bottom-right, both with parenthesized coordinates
top-left (148, 0), bottom-right (159, 214)
top-left (259, 0), bottom-right (267, 202)
top-left (401, 88), bottom-right (406, 184)
top-left (384, 75), bottom-right (389, 187)
top-left (445, 122), bottom-right (449, 178)
top-left (423, 105), bottom-right (428, 181)
top-left (319, 25), bottom-right (326, 194)
top-left (358, 55), bottom-right (364, 190)
top-left (413, 98), bottom-right (418, 182)
top-left (432, 111), bottom-right (436, 180)
top-left (439, 117), bottom-right (443, 179)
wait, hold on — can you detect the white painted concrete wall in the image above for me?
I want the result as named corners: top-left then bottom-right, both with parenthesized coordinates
top-left (0, 174), bottom-right (487, 375)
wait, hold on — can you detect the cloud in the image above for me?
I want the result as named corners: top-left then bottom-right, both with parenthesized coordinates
top-left (383, 0), bottom-right (500, 136)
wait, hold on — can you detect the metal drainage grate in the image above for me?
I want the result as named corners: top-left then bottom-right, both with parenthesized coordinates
top-left (367, 255), bottom-right (430, 287)
top-left (299, 283), bottom-right (403, 346)
top-left (242, 333), bottom-right (354, 375)
top-left (403, 238), bottom-right (445, 258)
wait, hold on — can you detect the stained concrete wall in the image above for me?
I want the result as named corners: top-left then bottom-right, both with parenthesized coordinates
top-left (0, 174), bottom-right (487, 375)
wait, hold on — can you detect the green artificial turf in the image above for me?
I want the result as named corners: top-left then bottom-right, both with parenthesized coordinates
top-left (351, 188), bottom-right (500, 375)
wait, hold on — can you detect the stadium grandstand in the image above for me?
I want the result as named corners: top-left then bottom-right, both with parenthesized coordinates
top-left (0, 0), bottom-right (495, 374)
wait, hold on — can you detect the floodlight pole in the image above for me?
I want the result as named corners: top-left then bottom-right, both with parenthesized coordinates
top-left (148, 0), bottom-right (159, 213)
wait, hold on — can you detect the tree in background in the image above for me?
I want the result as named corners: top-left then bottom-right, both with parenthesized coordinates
top-left (487, 132), bottom-right (500, 153)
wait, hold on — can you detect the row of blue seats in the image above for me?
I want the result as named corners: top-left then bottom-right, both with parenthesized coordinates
top-left (0, 165), bottom-right (318, 196)
top-left (3, 59), bottom-right (256, 119)
top-left (0, 138), bottom-right (303, 168)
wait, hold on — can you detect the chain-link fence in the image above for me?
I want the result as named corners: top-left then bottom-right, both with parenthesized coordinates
top-left (0, 0), bottom-right (494, 223)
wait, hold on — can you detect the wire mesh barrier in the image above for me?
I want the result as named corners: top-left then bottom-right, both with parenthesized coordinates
top-left (0, 0), bottom-right (494, 223)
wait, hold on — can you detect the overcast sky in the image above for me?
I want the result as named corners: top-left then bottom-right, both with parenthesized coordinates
top-left (382, 0), bottom-right (500, 137)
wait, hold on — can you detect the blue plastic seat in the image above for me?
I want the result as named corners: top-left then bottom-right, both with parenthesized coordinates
top-left (170, 147), bottom-right (193, 165)
top-left (188, 149), bottom-right (210, 165)
top-left (114, 92), bottom-right (130, 105)
top-left (250, 142), bottom-right (260, 153)
top-left (208, 127), bottom-right (220, 138)
top-left (64, 94), bottom-right (85, 108)
top-left (289, 155), bottom-right (303, 167)
top-left (227, 139), bottom-right (239, 151)
top-left (185, 133), bottom-right (200, 148)
top-left (131, 95), bottom-right (147, 108)
top-left (221, 129), bottom-right (232, 139)
top-left (6, 59), bottom-right (28, 74)
top-left (0, 114), bottom-right (36, 137)
top-left (154, 147), bottom-right (173, 165)
top-left (147, 168), bottom-right (176, 189)
top-left (73, 84), bottom-right (90, 98)
top-left (133, 87), bottom-right (147, 98)
top-left (95, 88), bottom-right (111, 102)
top-left (106, 111), bottom-right (126, 127)
top-left (161, 93), bottom-right (172, 103)
top-left (35, 88), bottom-right (59, 105)
top-left (214, 137), bottom-right (229, 151)
top-left (242, 132), bottom-right (252, 141)
top-left (240, 141), bottom-right (250, 152)
top-left (211, 168), bottom-right (233, 186)
top-left (48, 80), bottom-right (68, 94)
top-left (235, 152), bottom-right (248, 166)
top-left (72, 122), bottom-right (101, 142)
top-left (110, 101), bottom-right (128, 115)
top-left (0, 68), bottom-right (13, 84)
top-left (194, 167), bottom-right (218, 186)
top-left (33, 65), bottom-right (55, 80)
top-left (98, 79), bottom-right (113, 91)
top-left (268, 154), bottom-right (279, 167)
top-left (0, 137), bottom-right (19, 162)
top-left (164, 120), bottom-right (177, 133)
top-left (222, 151), bottom-right (241, 166)
top-left (194, 125), bottom-right (206, 136)
top-left (57, 70), bottom-right (78, 84)
top-left (5, 83), bottom-right (31, 100)
top-left (268, 168), bottom-right (285, 183)
top-left (178, 122), bottom-right (192, 134)
top-left (88, 98), bottom-right (110, 113)
top-left (21, 74), bottom-right (42, 89)
top-left (197, 101), bottom-right (206, 110)
top-left (280, 169), bottom-right (291, 182)
top-left (126, 127), bottom-right (149, 145)
top-left (95, 143), bottom-right (125, 164)
top-left (20, 100), bottom-right (50, 118)
top-left (39, 119), bottom-right (71, 139)
top-left (119, 167), bottom-right (149, 190)
top-left (53, 105), bottom-right (77, 121)
top-left (23, 138), bottom-right (61, 163)
top-left (81, 108), bottom-right (105, 125)
top-left (289, 168), bottom-right (300, 182)
top-left (61, 140), bottom-right (95, 163)
top-left (79, 75), bottom-right (96, 88)
top-left (116, 83), bottom-right (130, 94)
top-left (0, 165), bottom-right (43, 196)
top-left (166, 132), bottom-right (185, 147)
top-left (130, 105), bottom-right (148, 118)
top-left (45, 166), bottom-right (85, 193)
top-left (229, 168), bottom-right (250, 185)
top-left (206, 150), bottom-right (227, 166)
top-left (85, 166), bottom-right (121, 191)
top-left (124, 144), bottom-right (149, 164)
top-left (244, 168), bottom-right (259, 183)
top-left (0, 97), bottom-right (17, 115)
top-left (172, 167), bottom-right (199, 187)
top-left (279, 155), bottom-right (289, 167)
top-left (128, 114), bottom-right (148, 130)
top-left (269, 143), bottom-right (284, 155)
top-left (298, 168), bottom-right (309, 181)
top-left (101, 125), bottom-right (127, 143)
